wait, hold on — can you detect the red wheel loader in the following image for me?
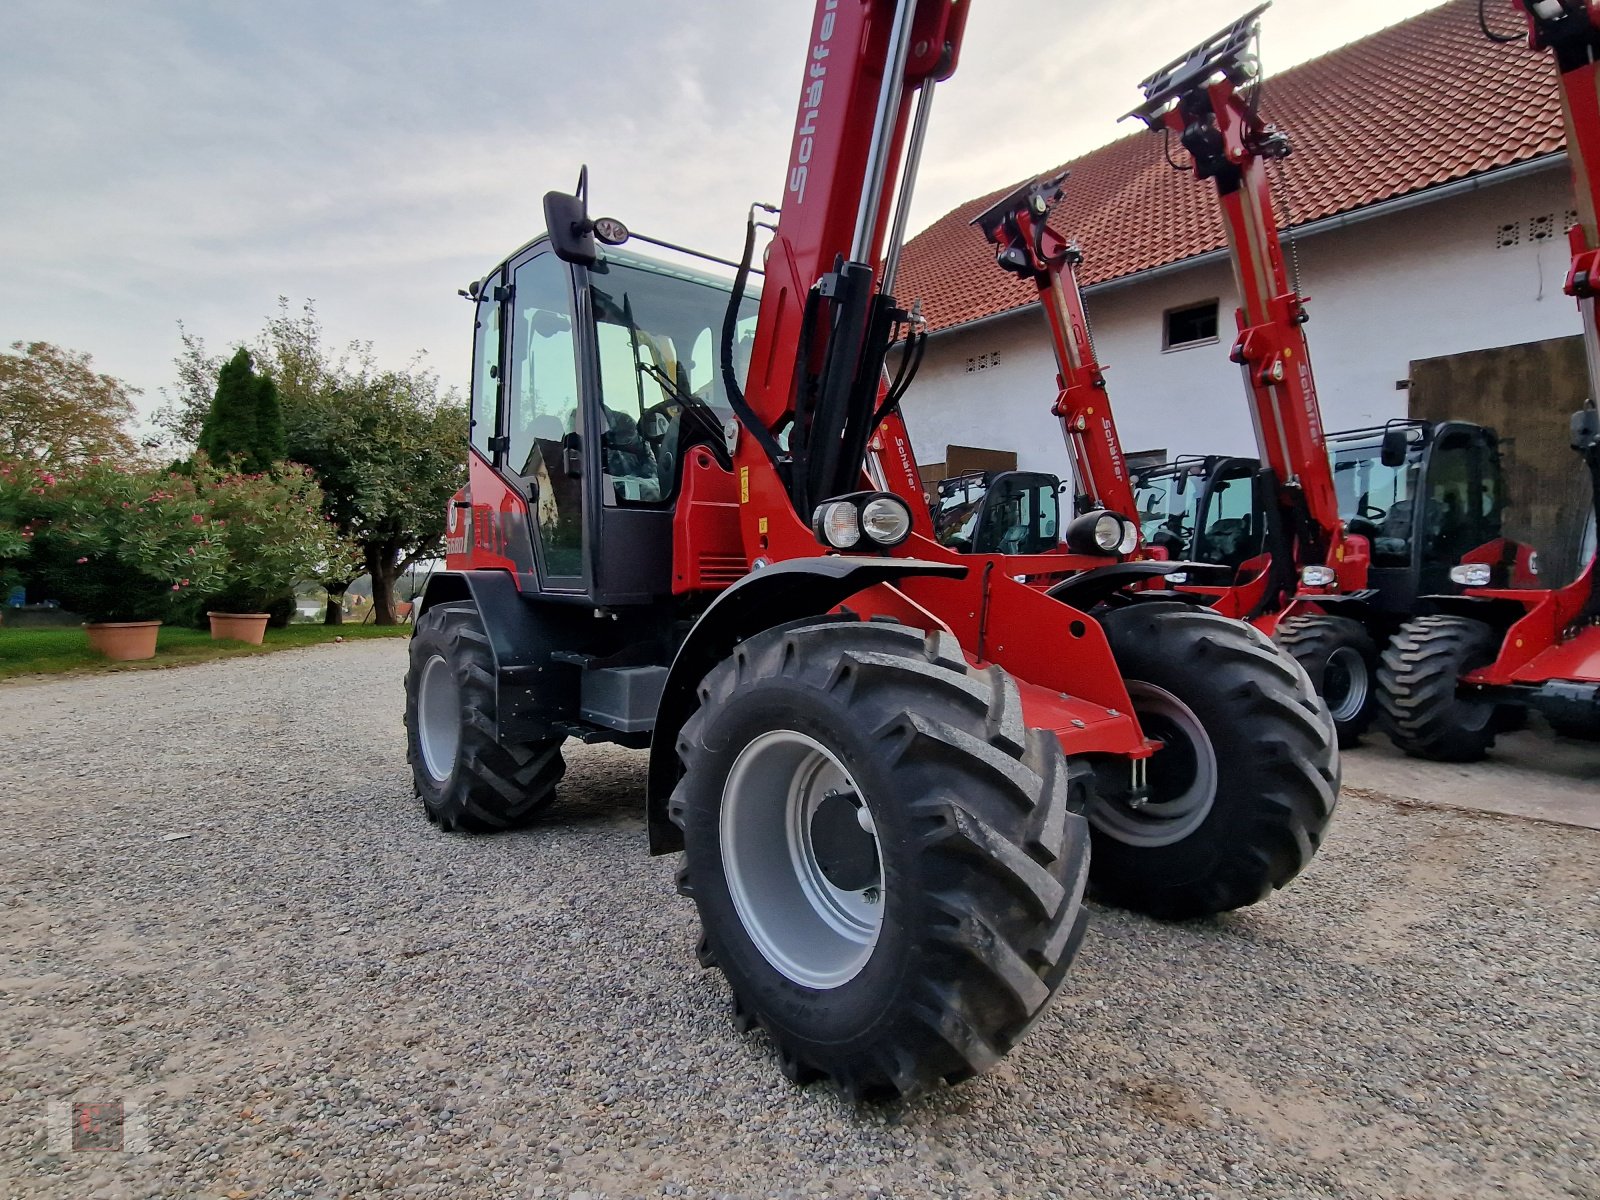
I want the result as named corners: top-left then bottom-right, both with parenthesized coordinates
top-left (1375, 0), bottom-right (1600, 759)
top-left (405, 0), bottom-right (1338, 1099)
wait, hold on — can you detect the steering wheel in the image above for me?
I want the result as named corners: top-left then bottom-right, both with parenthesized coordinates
top-left (1358, 501), bottom-right (1387, 521)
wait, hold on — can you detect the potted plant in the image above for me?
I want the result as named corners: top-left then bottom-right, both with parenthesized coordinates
top-left (192, 457), bottom-right (337, 644)
top-left (20, 461), bottom-right (228, 660)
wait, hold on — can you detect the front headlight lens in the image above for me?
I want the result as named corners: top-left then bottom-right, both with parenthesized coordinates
top-left (1300, 565), bottom-right (1336, 588)
top-left (815, 500), bottom-right (861, 549)
top-left (1067, 508), bottom-right (1136, 556)
top-left (1450, 562), bottom-right (1493, 588)
top-left (860, 495), bottom-right (913, 546)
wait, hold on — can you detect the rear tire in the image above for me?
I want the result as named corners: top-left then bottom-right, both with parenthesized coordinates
top-left (1095, 603), bottom-right (1339, 920)
top-left (670, 617), bottom-right (1092, 1100)
top-left (404, 602), bottom-right (565, 831)
top-left (1274, 614), bottom-right (1378, 748)
top-left (1377, 615), bottom-right (1501, 762)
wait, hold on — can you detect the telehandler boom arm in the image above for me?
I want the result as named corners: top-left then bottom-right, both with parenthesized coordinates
top-left (1126, 4), bottom-right (1347, 588)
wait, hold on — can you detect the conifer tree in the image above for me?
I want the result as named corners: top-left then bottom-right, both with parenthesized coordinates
top-left (197, 348), bottom-right (284, 473)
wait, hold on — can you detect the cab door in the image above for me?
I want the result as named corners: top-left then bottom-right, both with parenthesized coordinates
top-left (503, 249), bottom-right (588, 593)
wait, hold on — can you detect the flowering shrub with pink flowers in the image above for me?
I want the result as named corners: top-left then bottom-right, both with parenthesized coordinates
top-left (0, 461), bottom-right (36, 598)
top-left (1, 459), bottom-right (229, 623)
top-left (187, 455), bottom-right (348, 614)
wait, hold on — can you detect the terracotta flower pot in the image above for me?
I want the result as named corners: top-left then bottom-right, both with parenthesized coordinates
top-left (208, 612), bottom-right (270, 645)
top-left (84, 620), bottom-right (162, 661)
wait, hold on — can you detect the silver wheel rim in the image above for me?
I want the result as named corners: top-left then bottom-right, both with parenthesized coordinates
top-left (1092, 682), bottom-right (1218, 848)
top-left (1324, 645), bottom-right (1370, 724)
top-left (417, 654), bottom-right (461, 783)
top-left (720, 730), bottom-right (883, 989)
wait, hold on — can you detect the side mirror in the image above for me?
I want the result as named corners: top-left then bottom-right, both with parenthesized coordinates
top-left (544, 190), bottom-right (597, 267)
top-left (1381, 427), bottom-right (1409, 469)
top-left (1572, 405), bottom-right (1599, 452)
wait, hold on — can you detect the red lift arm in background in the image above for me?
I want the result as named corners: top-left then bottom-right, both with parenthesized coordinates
top-left (969, 174), bottom-right (1142, 525)
top-left (1126, 4), bottom-right (1360, 618)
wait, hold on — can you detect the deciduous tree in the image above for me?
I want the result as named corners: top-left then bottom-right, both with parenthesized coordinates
top-left (0, 341), bottom-right (140, 467)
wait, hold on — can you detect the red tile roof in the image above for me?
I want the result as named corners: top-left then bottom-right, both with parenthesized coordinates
top-left (897, 0), bottom-right (1564, 335)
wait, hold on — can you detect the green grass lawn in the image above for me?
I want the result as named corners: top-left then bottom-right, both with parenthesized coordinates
top-left (0, 621), bottom-right (410, 681)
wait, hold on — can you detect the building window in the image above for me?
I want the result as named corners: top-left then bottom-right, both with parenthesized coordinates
top-left (1163, 300), bottom-right (1219, 352)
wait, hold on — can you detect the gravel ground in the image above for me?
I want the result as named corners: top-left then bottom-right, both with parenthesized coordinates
top-left (2, 639), bottom-right (1597, 1200)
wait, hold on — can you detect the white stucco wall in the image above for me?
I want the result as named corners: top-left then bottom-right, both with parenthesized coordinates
top-left (900, 163), bottom-right (1580, 481)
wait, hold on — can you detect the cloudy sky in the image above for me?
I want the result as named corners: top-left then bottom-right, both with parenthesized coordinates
top-left (2, 0), bottom-right (1445, 426)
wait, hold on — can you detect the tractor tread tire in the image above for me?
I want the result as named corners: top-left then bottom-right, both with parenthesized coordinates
top-left (1378, 615), bottom-right (1501, 763)
top-left (1097, 603), bottom-right (1339, 920)
top-left (404, 602), bottom-right (564, 832)
top-left (669, 617), bottom-right (1092, 1101)
top-left (1274, 613), bottom-right (1379, 748)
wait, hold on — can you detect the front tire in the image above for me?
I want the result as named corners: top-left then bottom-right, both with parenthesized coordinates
top-left (1094, 603), bottom-right (1339, 920)
top-left (1378, 615), bottom-right (1503, 762)
top-left (404, 602), bottom-right (565, 831)
top-left (1274, 614), bottom-right (1378, 748)
top-left (670, 618), bottom-right (1092, 1100)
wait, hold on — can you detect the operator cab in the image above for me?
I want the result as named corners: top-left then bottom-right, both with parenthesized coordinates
top-left (1134, 456), bottom-right (1264, 574)
top-left (1328, 420), bottom-right (1509, 608)
top-left (461, 232), bottom-right (758, 605)
top-left (931, 470), bottom-right (1061, 555)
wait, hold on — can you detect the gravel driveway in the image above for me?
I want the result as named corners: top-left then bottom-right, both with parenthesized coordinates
top-left (2, 640), bottom-right (1597, 1199)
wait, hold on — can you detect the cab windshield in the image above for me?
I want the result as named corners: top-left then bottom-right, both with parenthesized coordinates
top-left (587, 250), bottom-right (759, 506)
top-left (1331, 432), bottom-right (1425, 568)
top-left (1135, 465), bottom-right (1202, 558)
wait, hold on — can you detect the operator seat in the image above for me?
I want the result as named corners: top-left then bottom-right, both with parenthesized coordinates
top-left (1373, 499), bottom-right (1413, 561)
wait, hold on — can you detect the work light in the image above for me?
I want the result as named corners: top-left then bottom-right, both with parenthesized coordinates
top-left (1066, 509), bottom-right (1138, 556)
top-left (1300, 565), bottom-right (1336, 588)
top-left (812, 492), bottom-right (914, 552)
top-left (814, 501), bottom-right (862, 550)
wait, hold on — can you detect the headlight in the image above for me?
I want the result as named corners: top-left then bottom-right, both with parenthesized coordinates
top-left (860, 495), bottom-right (913, 547)
top-left (1300, 565), bottom-right (1336, 588)
top-left (811, 492), bottom-right (912, 551)
top-left (1450, 562), bottom-right (1492, 588)
top-left (813, 500), bottom-right (861, 550)
top-left (1066, 509), bottom-right (1137, 556)
top-left (1092, 513), bottom-right (1122, 551)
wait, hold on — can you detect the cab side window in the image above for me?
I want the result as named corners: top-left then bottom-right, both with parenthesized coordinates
top-left (469, 272), bottom-right (502, 460)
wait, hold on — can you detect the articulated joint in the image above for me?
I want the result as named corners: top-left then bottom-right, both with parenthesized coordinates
top-left (1230, 327), bottom-right (1286, 385)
